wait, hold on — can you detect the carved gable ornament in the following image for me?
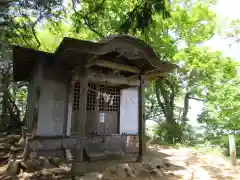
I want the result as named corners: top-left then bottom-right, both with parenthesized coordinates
top-left (101, 36), bottom-right (154, 60)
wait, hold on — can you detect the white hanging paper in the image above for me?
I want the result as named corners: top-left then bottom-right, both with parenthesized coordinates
top-left (97, 91), bottom-right (101, 99)
top-left (105, 94), bottom-right (111, 103)
top-left (109, 96), bottom-right (114, 106)
top-left (88, 87), bottom-right (118, 106)
top-left (102, 93), bottom-right (108, 103)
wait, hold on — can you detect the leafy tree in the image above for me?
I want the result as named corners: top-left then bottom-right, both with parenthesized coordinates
top-left (143, 0), bottom-right (240, 144)
top-left (198, 76), bottom-right (240, 132)
top-left (0, 0), bottom-right (239, 162)
top-left (223, 19), bottom-right (240, 44)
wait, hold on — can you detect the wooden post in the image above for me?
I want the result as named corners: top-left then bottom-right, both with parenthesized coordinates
top-left (26, 82), bottom-right (34, 133)
top-left (229, 134), bottom-right (237, 166)
top-left (32, 86), bottom-right (41, 137)
top-left (137, 76), bottom-right (145, 162)
top-left (71, 67), bottom-right (88, 174)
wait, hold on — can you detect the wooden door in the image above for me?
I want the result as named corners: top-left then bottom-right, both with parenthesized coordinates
top-left (86, 84), bottom-right (120, 135)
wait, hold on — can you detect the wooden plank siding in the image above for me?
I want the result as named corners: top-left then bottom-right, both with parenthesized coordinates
top-left (85, 111), bottom-right (118, 135)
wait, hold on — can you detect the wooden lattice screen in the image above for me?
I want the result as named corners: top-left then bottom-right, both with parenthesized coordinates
top-left (87, 83), bottom-right (96, 111)
top-left (73, 82), bottom-right (80, 110)
top-left (99, 85), bottom-right (120, 112)
top-left (73, 82), bottom-right (120, 112)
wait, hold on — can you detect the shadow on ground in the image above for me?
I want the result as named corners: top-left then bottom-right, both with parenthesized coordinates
top-left (201, 165), bottom-right (235, 180)
top-left (145, 147), bottom-right (185, 171)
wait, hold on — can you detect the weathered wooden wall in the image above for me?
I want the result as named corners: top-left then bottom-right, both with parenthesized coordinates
top-left (36, 79), bottom-right (67, 136)
top-left (25, 63), bottom-right (42, 133)
top-left (71, 111), bottom-right (118, 135)
top-left (85, 111), bottom-right (118, 135)
top-left (25, 61), bottom-right (69, 136)
top-left (37, 63), bottom-right (68, 136)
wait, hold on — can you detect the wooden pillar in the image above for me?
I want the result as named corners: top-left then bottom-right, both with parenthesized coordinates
top-left (26, 82), bottom-right (34, 133)
top-left (71, 67), bottom-right (88, 173)
top-left (66, 83), bottom-right (73, 136)
top-left (32, 86), bottom-right (41, 137)
top-left (137, 76), bottom-right (145, 162)
top-left (229, 134), bottom-right (237, 166)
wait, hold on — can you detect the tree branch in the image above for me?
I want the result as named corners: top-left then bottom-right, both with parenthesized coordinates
top-left (165, 78), bottom-right (175, 107)
top-left (156, 78), bottom-right (175, 122)
top-left (155, 79), bottom-right (167, 118)
top-left (181, 92), bottom-right (190, 122)
top-left (7, 92), bottom-right (20, 118)
top-left (148, 119), bottom-right (162, 125)
top-left (71, 0), bottom-right (104, 38)
top-left (189, 96), bottom-right (206, 102)
top-left (83, 17), bottom-right (104, 38)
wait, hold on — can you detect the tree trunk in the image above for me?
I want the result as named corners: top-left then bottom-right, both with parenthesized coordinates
top-left (181, 92), bottom-right (190, 123)
top-left (0, 90), bottom-right (9, 127)
top-left (154, 78), bottom-right (177, 144)
top-left (155, 78), bottom-right (174, 123)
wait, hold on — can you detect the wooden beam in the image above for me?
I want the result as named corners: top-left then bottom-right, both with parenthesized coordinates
top-left (128, 71), bottom-right (169, 80)
top-left (137, 76), bottom-right (145, 162)
top-left (144, 71), bottom-right (169, 78)
top-left (86, 59), bottom-right (140, 74)
top-left (85, 55), bottom-right (99, 67)
top-left (88, 72), bottom-right (140, 86)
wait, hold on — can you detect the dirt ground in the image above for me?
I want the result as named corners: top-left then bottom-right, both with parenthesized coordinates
top-left (146, 145), bottom-right (240, 180)
top-left (0, 133), bottom-right (240, 179)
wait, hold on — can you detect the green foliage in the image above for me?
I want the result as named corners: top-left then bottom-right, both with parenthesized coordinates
top-left (223, 19), bottom-right (240, 44)
top-left (15, 86), bottom-right (27, 120)
top-left (152, 122), bottom-right (184, 144)
top-left (118, 0), bottom-right (171, 33)
top-left (151, 122), bottom-right (201, 145)
top-left (143, 0), bottom-right (239, 145)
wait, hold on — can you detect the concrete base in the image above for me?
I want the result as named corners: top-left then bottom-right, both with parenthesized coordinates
top-left (88, 152), bottom-right (107, 161)
top-left (71, 153), bottom-right (140, 176)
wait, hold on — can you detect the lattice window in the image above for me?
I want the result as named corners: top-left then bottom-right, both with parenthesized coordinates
top-left (99, 85), bottom-right (120, 112)
top-left (73, 82), bottom-right (119, 112)
top-left (73, 82), bottom-right (80, 110)
top-left (87, 83), bottom-right (96, 111)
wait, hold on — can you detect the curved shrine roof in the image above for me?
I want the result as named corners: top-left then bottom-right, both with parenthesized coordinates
top-left (12, 35), bottom-right (177, 81)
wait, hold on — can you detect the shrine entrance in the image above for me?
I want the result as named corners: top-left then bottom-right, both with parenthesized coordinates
top-left (70, 82), bottom-right (120, 136)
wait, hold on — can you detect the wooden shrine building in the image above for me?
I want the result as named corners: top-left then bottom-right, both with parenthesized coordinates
top-left (12, 35), bottom-right (177, 162)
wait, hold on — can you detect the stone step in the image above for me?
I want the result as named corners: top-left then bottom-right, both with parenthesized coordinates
top-left (88, 152), bottom-right (107, 161)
